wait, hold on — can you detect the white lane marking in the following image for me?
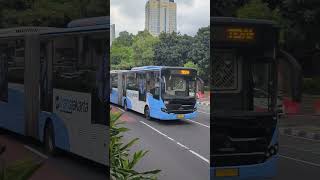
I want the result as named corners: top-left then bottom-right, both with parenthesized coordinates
top-left (177, 142), bottom-right (189, 150)
top-left (281, 134), bottom-right (320, 143)
top-left (189, 150), bottom-right (210, 164)
top-left (24, 145), bottom-right (48, 159)
top-left (198, 111), bottom-right (210, 115)
top-left (280, 155), bottom-right (320, 167)
top-left (281, 145), bottom-right (320, 155)
top-left (139, 121), bottom-right (209, 164)
top-left (187, 119), bottom-right (210, 128)
top-left (111, 105), bottom-right (125, 112)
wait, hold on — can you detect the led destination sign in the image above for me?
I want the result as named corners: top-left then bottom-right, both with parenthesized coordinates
top-left (226, 28), bottom-right (255, 41)
top-left (214, 26), bottom-right (257, 43)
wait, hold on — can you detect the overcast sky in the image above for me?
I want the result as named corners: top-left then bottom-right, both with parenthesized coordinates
top-left (111, 0), bottom-right (210, 37)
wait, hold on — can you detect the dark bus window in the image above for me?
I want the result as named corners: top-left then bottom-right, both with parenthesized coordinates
top-left (138, 73), bottom-right (146, 101)
top-left (147, 71), bottom-right (160, 99)
top-left (127, 73), bottom-right (138, 91)
top-left (111, 74), bottom-right (118, 88)
top-left (0, 50), bottom-right (8, 102)
top-left (8, 40), bottom-right (25, 84)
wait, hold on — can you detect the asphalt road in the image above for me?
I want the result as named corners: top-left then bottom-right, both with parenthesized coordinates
top-left (118, 104), bottom-right (210, 180)
top-left (275, 134), bottom-right (320, 180)
top-left (117, 103), bottom-right (320, 180)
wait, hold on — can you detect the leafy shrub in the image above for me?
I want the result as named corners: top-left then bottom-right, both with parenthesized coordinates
top-left (303, 77), bottom-right (320, 95)
top-left (110, 111), bottom-right (161, 180)
top-left (0, 159), bottom-right (42, 180)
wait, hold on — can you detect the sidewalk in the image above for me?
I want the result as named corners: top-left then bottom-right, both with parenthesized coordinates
top-left (0, 134), bottom-right (44, 166)
top-left (198, 91), bottom-right (210, 106)
top-left (0, 132), bottom-right (106, 180)
top-left (279, 115), bottom-right (320, 140)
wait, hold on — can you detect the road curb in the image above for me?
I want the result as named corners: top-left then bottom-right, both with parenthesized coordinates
top-left (279, 127), bottom-right (320, 140)
top-left (198, 101), bottom-right (210, 106)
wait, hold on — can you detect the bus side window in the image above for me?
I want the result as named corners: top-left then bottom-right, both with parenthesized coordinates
top-left (127, 73), bottom-right (138, 91)
top-left (111, 74), bottom-right (118, 88)
top-left (154, 72), bottom-right (160, 99)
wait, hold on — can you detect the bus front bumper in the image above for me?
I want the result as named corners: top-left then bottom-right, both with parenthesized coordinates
top-left (152, 110), bottom-right (198, 120)
top-left (210, 155), bottom-right (277, 180)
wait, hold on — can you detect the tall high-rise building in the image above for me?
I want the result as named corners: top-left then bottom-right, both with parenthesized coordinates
top-left (145, 0), bottom-right (177, 36)
top-left (110, 24), bottom-right (115, 46)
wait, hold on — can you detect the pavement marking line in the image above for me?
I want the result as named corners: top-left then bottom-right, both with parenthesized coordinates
top-left (139, 121), bottom-right (176, 143)
top-left (279, 155), bottom-right (320, 168)
top-left (281, 145), bottom-right (320, 155)
top-left (187, 119), bottom-right (210, 128)
top-left (24, 145), bottom-right (48, 159)
top-left (139, 120), bottom-right (209, 164)
top-left (281, 134), bottom-right (320, 143)
top-left (177, 142), bottom-right (189, 150)
top-left (189, 150), bottom-right (210, 164)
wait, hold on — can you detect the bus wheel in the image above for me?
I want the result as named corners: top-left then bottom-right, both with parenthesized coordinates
top-left (145, 106), bottom-right (151, 120)
top-left (124, 100), bottom-right (128, 111)
top-left (44, 123), bottom-right (56, 155)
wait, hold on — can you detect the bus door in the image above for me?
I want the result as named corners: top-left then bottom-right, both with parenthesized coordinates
top-left (117, 72), bottom-right (125, 106)
top-left (0, 46), bottom-right (8, 102)
top-left (25, 35), bottom-right (40, 138)
top-left (138, 72), bottom-right (146, 102)
top-left (40, 41), bottom-right (53, 113)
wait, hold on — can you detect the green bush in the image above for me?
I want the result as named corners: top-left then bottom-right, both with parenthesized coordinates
top-left (303, 77), bottom-right (320, 95)
top-left (110, 111), bottom-right (161, 180)
top-left (0, 159), bottom-right (42, 180)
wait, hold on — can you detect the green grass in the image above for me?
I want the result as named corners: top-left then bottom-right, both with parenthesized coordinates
top-left (0, 159), bottom-right (43, 180)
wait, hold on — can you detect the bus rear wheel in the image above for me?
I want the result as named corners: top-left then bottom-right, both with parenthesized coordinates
top-left (44, 123), bottom-right (56, 155)
top-left (145, 106), bottom-right (151, 120)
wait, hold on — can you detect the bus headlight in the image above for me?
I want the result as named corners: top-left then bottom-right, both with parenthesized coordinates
top-left (164, 101), bottom-right (169, 105)
top-left (161, 108), bottom-right (167, 112)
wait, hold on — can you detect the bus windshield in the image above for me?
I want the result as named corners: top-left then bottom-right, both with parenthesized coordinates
top-left (252, 61), bottom-right (274, 112)
top-left (161, 69), bottom-right (197, 100)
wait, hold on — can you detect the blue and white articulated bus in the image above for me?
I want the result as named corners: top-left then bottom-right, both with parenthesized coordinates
top-left (0, 16), bottom-right (109, 166)
top-left (110, 66), bottom-right (198, 120)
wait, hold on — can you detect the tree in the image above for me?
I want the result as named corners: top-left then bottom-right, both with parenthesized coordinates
top-left (184, 61), bottom-right (200, 75)
top-left (236, 0), bottom-right (281, 21)
top-left (111, 45), bottom-right (134, 70)
top-left (113, 31), bottom-right (134, 47)
top-left (154, 32), bottom-right (193, 66)
top-left (188, 27), bottom-right (210, 83)
top-left (132, 30), bottom-right (159, 67)
top-left (0, 0), bottom-right (108, 28)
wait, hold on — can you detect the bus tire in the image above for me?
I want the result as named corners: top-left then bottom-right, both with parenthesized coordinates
top-left (145, 106), bottom-right (151, 120)
top-left (44, 122), bottom-right (57, 156)
top-left (124, 100), bottom-right (128, 111)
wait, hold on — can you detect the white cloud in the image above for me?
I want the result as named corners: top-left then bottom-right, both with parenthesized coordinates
top-left (111, 0), bottom-right (210, 37)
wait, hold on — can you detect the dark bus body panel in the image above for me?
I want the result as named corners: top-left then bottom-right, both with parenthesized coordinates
top-left (211, 17), bottom-right (279, 179)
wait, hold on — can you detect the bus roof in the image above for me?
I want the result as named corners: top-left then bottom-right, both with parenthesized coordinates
top-left (211, 17), bottom-right (276, 27)
top-left (0, 27), bottom-right (57, 39)
top-left (67, 16), bottom-right (109, 28)
top-left (110, 70), bottom-right (129, 73)
top-left (0, 16), bottom-right (109, 39)
top-left (131, 66), bottom-right (196, 71)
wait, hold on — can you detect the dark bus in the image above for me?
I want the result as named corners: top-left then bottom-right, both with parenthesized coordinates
top-left (211, 17), bottom-right (279, 179)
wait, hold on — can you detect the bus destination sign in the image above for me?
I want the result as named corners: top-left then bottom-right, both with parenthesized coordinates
top-left (214, 26), bottom-right (257, 43)
top-left (226, 28), bottom-right (255, 41)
